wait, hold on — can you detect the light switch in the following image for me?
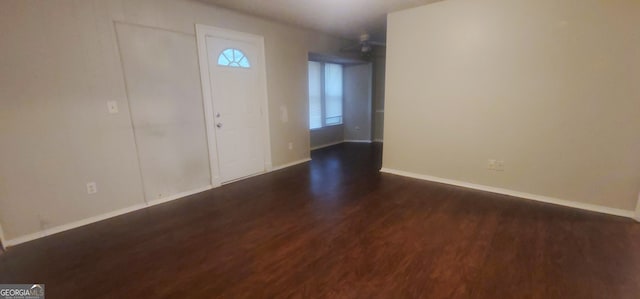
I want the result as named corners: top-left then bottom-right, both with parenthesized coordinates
top-left (107, 101), bottom-right (119, 114)
top-left (86, 182), bottom-right (97, 194)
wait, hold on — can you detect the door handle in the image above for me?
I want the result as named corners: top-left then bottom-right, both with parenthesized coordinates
top-left (216, 123), bottom-right (223, 128)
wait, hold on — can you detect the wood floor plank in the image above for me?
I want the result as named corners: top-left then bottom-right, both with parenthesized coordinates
top-left (0, 143), bottom-right (638, 298)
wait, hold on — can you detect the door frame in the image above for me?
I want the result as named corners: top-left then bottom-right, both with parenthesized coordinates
top-left (0, 222), bottom-right (6, 251)
top-left (635, 193), bottom-right (640, 222)
top-left (195, 24), bottom-right (272, 187)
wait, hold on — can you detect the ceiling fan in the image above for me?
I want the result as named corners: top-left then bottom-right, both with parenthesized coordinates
top-left (341, 33), bottom-right (386, 55)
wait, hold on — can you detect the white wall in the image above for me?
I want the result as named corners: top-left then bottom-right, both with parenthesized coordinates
top-left (344, 63), bottom-right (373, 142)
top-left (384, 0), bottom-right (640, 211)
top-left (0, 0), bottom-right (349, 241)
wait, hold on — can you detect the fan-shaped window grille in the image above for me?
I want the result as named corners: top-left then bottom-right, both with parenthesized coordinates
top-left (217, 48), bottom-right (251, 68)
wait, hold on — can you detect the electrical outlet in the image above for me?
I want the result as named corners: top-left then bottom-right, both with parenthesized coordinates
top-left (107, 101), bottom-right (119, 114)
top-left (86, 182), bottom-right (97, 194)
top-left (288, 142), bottom-right (293, 150)
top-left (487, 159), bottom-right (505, 171)
top-left (487, 159), bottom-right (497, 170)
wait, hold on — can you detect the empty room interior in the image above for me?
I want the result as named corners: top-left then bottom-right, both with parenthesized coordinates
top-left (1, 0), bottom-right (639, 298)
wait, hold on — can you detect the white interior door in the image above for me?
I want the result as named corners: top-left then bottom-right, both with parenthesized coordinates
top-left (197, 26), bottom-right (270, 185)
top-left (116, 23), bottom-right (212, 201)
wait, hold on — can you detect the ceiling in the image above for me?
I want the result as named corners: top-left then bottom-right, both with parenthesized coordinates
top-left (198, 0), bottom-right (442, 42)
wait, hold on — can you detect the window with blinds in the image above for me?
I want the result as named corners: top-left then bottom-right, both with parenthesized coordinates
top-left (308, 61), bottom-right (343, 129)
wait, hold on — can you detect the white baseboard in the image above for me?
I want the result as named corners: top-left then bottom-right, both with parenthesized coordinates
top-left (270, 158), bottom-right (311, 172)
top-left (4, 156), bottom-right (319, 248)
top-left (3, 157), bottom-right (318, 248)
top-left (380, 168), bottom-right (635, 219)
top-left (5, 203), bottom-right (147, 247)
top-left (311, 140), bottom-right (377, 150)
top-left (146, 185), bottom-right (213, 207)
top-left (4, 186), bottom-right (213, 248)
top-left (311, 141), bottom-right (344, 151)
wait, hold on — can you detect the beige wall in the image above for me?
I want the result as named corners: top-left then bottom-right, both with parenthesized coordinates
top-left (384, 0), bottom-right (640, 211)
top-left (0, 0), bottom-right (349, 241)
top-left (372, 49), bottom-right (386, 142)
top-left (310, 125), bottom-right (344, 149)
top-left (344, 63), bottom-right (373, 141)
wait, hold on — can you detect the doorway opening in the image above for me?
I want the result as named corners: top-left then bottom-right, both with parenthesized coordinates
top-left (307, 53), bottom-right (376, 152)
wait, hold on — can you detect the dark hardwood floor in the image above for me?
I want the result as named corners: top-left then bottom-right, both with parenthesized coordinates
top-left (1, 143), bottom-right (639, 298)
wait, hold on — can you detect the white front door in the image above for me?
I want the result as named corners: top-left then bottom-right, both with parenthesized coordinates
top-left (197, 26), bottom-right (270, 185)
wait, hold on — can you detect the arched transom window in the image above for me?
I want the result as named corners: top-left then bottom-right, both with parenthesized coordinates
top-left (217, 48), bottom-right (251, 68)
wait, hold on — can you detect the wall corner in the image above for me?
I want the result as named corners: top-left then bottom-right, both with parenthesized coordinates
top-left (0, 222), bottom-right (6, 251)
top-left (635, 193), bottom-right (640, 222)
